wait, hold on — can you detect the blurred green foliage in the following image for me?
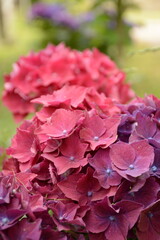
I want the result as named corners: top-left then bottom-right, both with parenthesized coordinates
top-left (29, 0), bottom-right (139, 62)
top-left (125, 44), bottom-right (160, 98)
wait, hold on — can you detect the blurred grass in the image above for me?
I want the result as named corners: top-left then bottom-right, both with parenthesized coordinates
top-left (124, 44), bottom-right (160, 98)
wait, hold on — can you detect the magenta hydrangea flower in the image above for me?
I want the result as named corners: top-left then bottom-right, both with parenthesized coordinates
top-left (114, 177), bottom-right (160, 207)
top-left (89, 148), bottom-right (122, 189)
top-left (43, 132), bottom-right (88, 174)
top-left (4, 219), bottom-right (42, 240)
top-left (2, 86), bottom-right (160, 239)
top-left (36, 109), bottom-right (84, 139)
top-left (84, 197), bottom-right (143, 240)
top-left (0, 172), bottom-right (44, 238)
top-left (7, 121), bottom-right (39, 163)
top-left (150, 148), bottom-right (160, 177)
top-left (80, 113), bottom-right (120, 150)
top-left (110, 140), bottom-right (154, 179)
top-left (58, 168), bottom-right (108, 206)
top-left (137, 200), bottom-right (160, 240)
top-left (130, 112), bottom-right (160, 148)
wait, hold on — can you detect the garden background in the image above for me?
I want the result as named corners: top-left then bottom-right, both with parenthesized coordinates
top-left (0, 0), bottom-right (160, 151)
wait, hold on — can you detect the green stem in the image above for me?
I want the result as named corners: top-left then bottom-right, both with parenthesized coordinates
top-left (0, 0), bottom-right (6, 40)
top-left (115, 0), bottom-right (124, 60)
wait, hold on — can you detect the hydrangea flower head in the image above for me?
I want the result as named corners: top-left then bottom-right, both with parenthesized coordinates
top-left (2, 83), bottom-right (160, 238)
top-left (2, 44), bottom-right (134, 121)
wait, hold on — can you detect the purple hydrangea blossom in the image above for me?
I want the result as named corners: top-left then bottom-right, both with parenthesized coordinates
top-left (29, 3), bottom-right (94, 30)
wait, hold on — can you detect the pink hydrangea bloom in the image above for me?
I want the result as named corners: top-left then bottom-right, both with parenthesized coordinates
top-left (2, 43), bottom-right (134, 121)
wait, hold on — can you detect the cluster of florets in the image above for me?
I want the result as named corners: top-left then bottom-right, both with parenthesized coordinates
top-left (1, 85), bottom-right (160, 240)
top-left (2, 43), bottom-right (134, 121)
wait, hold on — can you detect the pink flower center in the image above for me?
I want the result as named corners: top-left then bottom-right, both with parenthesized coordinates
top-left (12, 189), bottom-right (17, 194)
top-left (106, 168), bottom-right (112, 176)
top-left (147, 212), bottom-right (153, 218)
top-left (1, 218), bottom-right (8, 225)
top-left (59, 216), bottom-right (64, 220)
top-left (109, 216), bottom-right (116, 221)
top-left (69, 156), bottom-right (75, 161)
top-left (151, 165), bottom-right (157, 172)
top-left (62, 129), bottom-right (67, 135)
top-left (93, 136), bottom-right (99, 141)
top-left (129, 192), bottom-right (135, 197)
top-left (129, 164), bottom-right (134, 170)
top-left (87, 191), bottom-right (93, 197)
